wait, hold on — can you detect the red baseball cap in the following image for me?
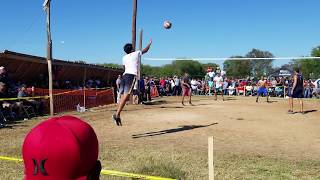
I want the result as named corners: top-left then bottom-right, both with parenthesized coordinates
top-left (22, 116), bottom-right (99, 180)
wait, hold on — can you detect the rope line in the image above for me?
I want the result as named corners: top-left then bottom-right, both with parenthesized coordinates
top-left (0, 156), bottom-right (175, 180)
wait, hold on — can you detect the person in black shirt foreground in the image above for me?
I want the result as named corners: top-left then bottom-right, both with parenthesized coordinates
top-left (288, 68), bottom-right (304, 114)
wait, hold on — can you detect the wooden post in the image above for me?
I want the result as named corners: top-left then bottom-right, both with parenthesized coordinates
top-left (83, 68), bottom-right (87, 108)
top-left (129, 0), bottom-right (137, 104)
top-left (208, 136), bottom-right (214, 180)
top-left (139, 29), bottom-right (143, 51)
top-left (132, 0), bottom-right (138, 51)
top-left (137, 29), bottom-right (143, 104)
top-left (138, 29), bottom-right (143, 82)
top-left (45, 0), bottom-right (54, 116)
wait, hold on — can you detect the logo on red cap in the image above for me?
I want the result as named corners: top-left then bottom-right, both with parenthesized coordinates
top-left (32, 159), bottom-right (48, 176)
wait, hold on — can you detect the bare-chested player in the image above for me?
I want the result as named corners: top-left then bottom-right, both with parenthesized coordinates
top-left (256, 76), bottom-right (269, 103)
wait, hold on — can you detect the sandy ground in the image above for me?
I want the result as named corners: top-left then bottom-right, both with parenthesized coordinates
top-left (95, 96), bottom-right (320, 160)
top-left (0, 96), bottom-right (319, 179)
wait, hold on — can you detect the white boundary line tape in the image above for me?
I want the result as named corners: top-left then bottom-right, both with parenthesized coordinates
top-left (145, 57), bottom-right (320, 61)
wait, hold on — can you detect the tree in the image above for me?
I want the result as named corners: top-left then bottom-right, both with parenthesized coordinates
top-left (292, 46), bottom-right (320, 79)
top-left (311, 46), bottom-right (320, 57)
top-left (202, 63), bottom-right (219, 73)
top-left (158, 64), bottom-right (178, 77)
top-left (223, 56), bottom-right (251, 79)
top-left (246, 49), bottom-right (274, 78)
top-left (141, 64), bottom-right (153, 76)
top-left (75, 60), bottom-right (87, 64)
top-left (172, 60), bottom-right (204, 78)
top-left (100, 63), bottom-right (123, 69)
top-left (140, 60), bottom-right (206, 78)
top-left (280, 63), bottom-right (295, 70)
top-left (293, 59), bottom-right (320, 79)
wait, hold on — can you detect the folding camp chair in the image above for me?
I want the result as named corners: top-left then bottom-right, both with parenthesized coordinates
top-left (0, 108), bottom-right (7, 128)
top-left (22, 105), bottom-right (36, 119)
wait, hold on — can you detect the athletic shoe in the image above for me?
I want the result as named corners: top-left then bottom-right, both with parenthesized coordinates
top-left (117, 117), bottom-right (122, 126)
top-left (112, 114), bottom-right (119, 126)
top-left (287, 110), bottom-right (294, 114)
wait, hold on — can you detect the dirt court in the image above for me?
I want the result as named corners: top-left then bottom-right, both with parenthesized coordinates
top-left (0, 96), bottom-right (320, 179)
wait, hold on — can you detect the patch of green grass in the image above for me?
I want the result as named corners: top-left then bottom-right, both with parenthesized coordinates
top-left (1, 152), bottom-right (320, 179)
top-left (129, 155), bottom-right (186, 179)
top-left (216, 154), bottom-right (320, 179)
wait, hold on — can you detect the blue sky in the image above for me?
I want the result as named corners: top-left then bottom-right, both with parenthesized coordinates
top-left (1, 0), bottom-right (320, 67)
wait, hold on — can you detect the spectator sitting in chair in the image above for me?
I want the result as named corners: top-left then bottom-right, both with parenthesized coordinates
top-left (18, 84), bottom-right (44, 116)
top-left (245, 83), bottom-right (254, 96)
top-left (0, 82), bottom-right (8, 99)
top-left (0, 82), bottom-right (9, 126)
top-left (0, 82), bottom-right (22, 120)
top-left (0, 66), bottom-right (10, 86)
top-left (228, 84), bottom-right (235, 96)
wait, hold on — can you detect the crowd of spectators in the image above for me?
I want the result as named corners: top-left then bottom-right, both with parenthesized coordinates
top-left (0, 65), bottom-right (109, 127)
top-left (52, 78), bottom-right (106, 89)
top-left (115, 73), bottom-right (320, 103)
top-left (0, 66), bottom-right (47, 127)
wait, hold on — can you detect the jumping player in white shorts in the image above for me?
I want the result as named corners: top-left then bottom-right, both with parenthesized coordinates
top-left (112, 39), bottom-right (152, 126)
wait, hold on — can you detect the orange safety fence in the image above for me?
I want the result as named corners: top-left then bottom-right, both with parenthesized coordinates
top-left (27, 88), bottom-right (115, 113)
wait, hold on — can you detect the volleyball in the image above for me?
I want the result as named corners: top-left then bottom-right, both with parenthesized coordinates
top-left (163, 20), bottom-right (172, 29)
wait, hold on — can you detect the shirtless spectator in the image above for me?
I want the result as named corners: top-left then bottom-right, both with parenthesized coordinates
top-left (256, 76), bottom-right (269, 103)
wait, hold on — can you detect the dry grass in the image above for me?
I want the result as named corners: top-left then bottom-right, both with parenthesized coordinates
top-left (2, 151), bottom-right (320, 179)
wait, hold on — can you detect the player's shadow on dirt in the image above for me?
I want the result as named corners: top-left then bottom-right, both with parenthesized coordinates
top-left (160, 106), bottom-right (184, 109)
top-left (121, 106), bottom-right (184, 112)
top-left (223, 97), bottom-right (237, 101)
top-left (303, 110), bottom-right (317, 114)
top-left (132, 123), bottom-right (218, 139)
top-left (142, 100), bottom-right (167, 105)
top-left (267, 100), bottom-right (278, 103)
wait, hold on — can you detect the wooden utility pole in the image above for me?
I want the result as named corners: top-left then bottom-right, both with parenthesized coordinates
top-left (132, 0), bottom-right (138, 51)
top-left (44, 0), bottom-right (54, 116)
top-left (130, 0), bottom-right (138, 104)
top-left (83, 68), bottom-right (87, 109)
top-left (137, 29), bottom-right (143, 103)
top-left (138, 29), bottom-right (143, 79)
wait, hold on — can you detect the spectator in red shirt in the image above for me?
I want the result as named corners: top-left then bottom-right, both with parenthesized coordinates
top-left (160, 77), bottom-right (166, 88)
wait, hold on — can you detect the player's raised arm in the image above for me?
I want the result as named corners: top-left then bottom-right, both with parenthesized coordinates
top-left (142, 39), bottom-right (152, 55)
